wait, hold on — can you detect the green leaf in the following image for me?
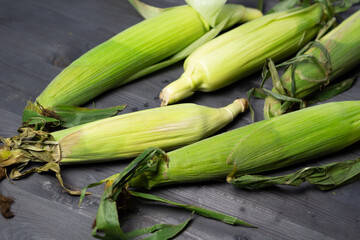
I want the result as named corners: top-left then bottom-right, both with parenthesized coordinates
top-left (93, 191), bottom-right (126, 240)
top-left (130, 191), bottom-right (255, 227)
top-left (142, 217), bottom-right (191, 240)
top-left (306, 77), bottom-right (355, 104)
top-left (247, 87), bottom-right (269, 121)
top-left (84, 147), bottom-right (254, 239)
top-left (250, 88), bottom-right (268, 99)
top-left (230, 158), bottom-right (360, 190)
top-left (262, 88), bottom-right (303, 103)
top-left (286, 40), bottom-right (333, 95)
top-left (124, 223), bottom-right (183, 239)
top-left (316, 17), bottom-right (336, 40)
top-left (267, 0), bottom-right (300, 14)
top-left (331, 0), bottom-right (360, 13)
top-left (266, 0), bottom-right (346, 15)
top-left (267, 59), bottom-right (287, 95)
top-left (185, 0), bottom-right (227, 27)
top-left (23, 105), bottom-right (125, 129)
top-left (246, 88), bottom-right (257, 122)
top-left (307, 41), bottom-right (332, 76)
top-left (86, 148), bottom-right (167, 239)
top-left (54, 105), bottom-right (126, 128)
top-left (128, 0), bottom-right (165, 19)
top-left (79, 180), bottom-right (106, 205)
top-left (22, 109), bottom-right (59, 125)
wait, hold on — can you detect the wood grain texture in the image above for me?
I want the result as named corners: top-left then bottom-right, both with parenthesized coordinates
top-left (0, 0), bottom-right (359, 239)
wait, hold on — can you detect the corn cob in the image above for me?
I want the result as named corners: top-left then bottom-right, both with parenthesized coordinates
top-left (160, 3), bottom-right (331, 106)
top-left (263, 10), bottom-right (360, 119)
top-left (0, 100), bottom-right (248, 182)
top-left (30, 1), bottom-right (261, 111)
top-left (127, 101), bottom-right (360, 189)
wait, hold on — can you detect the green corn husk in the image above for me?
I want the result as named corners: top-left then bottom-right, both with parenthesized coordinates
top-left (36, 5), bottom-right (205, 107)
top-left (126, 101), bottom-right (360, 189)
top-left (84, 100), bottom-right (360, 238)
top-left (231, 158), bottom-right (360, 190)
top-left (80, 148), bottom-right (254, 240)
top-left (160, 3), bottom-right (331, 106)
top-left (26, 0), bottom-right (261, 127)
top-left (263, 10), bottom-right (360, 119)
top-left (0, 99), bottom-right (248, 191)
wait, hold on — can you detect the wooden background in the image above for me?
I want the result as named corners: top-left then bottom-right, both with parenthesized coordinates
top-left (0, 0), bottom-right (359, 239)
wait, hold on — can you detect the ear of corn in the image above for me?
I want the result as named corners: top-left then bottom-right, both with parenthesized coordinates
top-left (160, 3), bottom-right (330, 106)
top-left (127, 101), bottom-right (360, 189)
top-left (0, 100), bottom-right (248, 183)
top-left (263, 10), bottom-right (360, 118)
top-left (56, 99), bottom-right (248, 163)
top-left (29, 1), bottom-right (261, 121)
top-left (36, 5), bottom-right (208, 108)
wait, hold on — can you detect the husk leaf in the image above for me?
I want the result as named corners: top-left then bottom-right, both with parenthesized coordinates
top-left (81, 148), bottom-right (253, 239)
top-left (230, 158), bottom-right (360, 190)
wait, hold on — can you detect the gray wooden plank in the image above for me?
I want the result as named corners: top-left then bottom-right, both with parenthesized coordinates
top-left (0, 0), bottom-right (359, 239)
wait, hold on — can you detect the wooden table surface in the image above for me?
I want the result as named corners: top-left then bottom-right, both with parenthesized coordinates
top-left (0, 0), bottom-right (359, 239)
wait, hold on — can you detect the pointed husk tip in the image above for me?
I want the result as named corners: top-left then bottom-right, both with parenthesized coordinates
top-left (160, 71), bottom-right (205, 106)
top-left (160, 76), bottom-right (194, 106)
top-left (224, 98), bottom-right (248, 119)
